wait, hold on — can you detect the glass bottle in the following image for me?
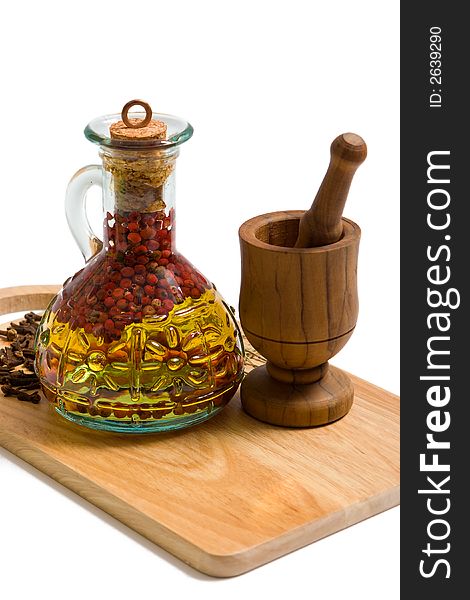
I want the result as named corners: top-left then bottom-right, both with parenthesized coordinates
top-left (35, 100), bottom-right (244, 432)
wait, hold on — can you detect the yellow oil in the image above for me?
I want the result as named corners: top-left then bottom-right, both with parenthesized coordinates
top-left (36, 288), bottom-right (244, 429)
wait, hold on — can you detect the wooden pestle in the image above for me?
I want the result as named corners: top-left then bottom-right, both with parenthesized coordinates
top-left (295, 133), bottom-right (367, 248)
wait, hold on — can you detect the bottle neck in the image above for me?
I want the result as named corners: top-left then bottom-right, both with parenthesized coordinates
top-left (100, 146), bottom-right (178, 256)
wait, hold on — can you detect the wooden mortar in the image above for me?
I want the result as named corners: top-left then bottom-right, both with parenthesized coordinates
top-left (239, 212), bottom-right (361, 428)
top-left (239, 133), bottom-right (365, 427)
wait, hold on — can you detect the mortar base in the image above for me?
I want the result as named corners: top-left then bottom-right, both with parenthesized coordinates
top-left (240, 364), bottom-right (353, 427)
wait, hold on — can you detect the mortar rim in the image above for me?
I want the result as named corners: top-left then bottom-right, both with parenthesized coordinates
top-left (238, 210), bottom-right (361, 253)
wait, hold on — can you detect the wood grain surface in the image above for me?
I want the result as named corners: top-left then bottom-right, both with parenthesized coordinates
top-left (0, 286), bottom-right (400, 577)
top-left (239, 214), bottom-right (360, 351)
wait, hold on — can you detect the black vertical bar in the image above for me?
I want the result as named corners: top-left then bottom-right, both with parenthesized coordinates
top-left (401, 4), bottom-right (468, 597)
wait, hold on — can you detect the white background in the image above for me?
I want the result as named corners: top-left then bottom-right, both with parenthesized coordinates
top-left (0, 1), bottom-right (399, 598)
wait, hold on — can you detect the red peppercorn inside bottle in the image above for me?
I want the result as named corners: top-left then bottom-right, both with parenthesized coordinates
top-left (35, 100), bottom-right (244, 432)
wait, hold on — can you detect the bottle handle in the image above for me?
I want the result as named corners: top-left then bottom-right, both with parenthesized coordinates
top-left (65, 165), bottom-right (104, 262)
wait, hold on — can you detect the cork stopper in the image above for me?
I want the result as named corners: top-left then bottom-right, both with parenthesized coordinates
top-left (110, 99), bottom-right (167, 141)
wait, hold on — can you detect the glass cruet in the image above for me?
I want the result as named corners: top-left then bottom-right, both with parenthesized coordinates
top-left (35, 100), bottom-right (245, 433)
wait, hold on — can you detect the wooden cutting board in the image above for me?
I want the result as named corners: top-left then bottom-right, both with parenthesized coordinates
top-left (0, 285), bottom-right (400, 577)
